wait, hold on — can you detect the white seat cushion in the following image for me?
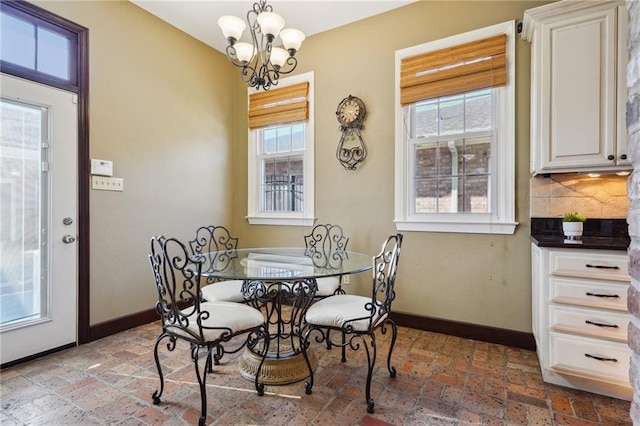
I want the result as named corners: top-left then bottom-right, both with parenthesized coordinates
top-left (173, 301), bottom-right (264, 342)
top-left (305, 294), bottom-right (383, 332)
top-left (201, 280), bottom-right (245, 303)
top-left (315, 276), bottom-right (340, 297)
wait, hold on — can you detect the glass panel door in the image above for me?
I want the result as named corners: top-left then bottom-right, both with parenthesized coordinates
top-left (0, 98), bottom-right (48, 327)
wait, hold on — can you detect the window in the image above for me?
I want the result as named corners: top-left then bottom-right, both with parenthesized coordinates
top-left (0, 4), bottom-right (78, 91)
top-left (394, 21), bottom-right (517, 234)
top-left (410, 90), bottom-right (492, 214)
top-left (247, 72), bottom-right (314, 226)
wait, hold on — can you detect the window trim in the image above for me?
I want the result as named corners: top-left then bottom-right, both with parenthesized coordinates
top-left (247, 72), bottom-right (315, 226)
top-left (394, 21), bottom-right (517, 235)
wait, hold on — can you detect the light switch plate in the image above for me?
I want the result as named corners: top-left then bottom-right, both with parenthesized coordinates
top-left (91, 159), bottom-right (113, 176)
top-left (92, 176), bottom-right (123, 191)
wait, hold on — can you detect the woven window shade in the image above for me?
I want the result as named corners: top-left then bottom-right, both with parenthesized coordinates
top-left (400, 34), bottom-right (507, 106)
top-left (248, 82), bottom-right (309, 129)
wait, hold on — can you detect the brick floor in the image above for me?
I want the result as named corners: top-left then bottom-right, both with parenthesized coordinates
top-left (0, 323), bottom-right (632, 425)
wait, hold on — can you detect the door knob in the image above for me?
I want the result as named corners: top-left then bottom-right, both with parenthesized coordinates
top-left (62, 235), bottom-right (76, 244)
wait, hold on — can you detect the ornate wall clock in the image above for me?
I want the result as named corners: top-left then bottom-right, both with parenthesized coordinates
top-left (335, 95), bottom-right (367, 170)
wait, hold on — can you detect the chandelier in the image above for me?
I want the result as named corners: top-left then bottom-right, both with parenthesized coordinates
top-left (218, 0), bottom-right (305, 91)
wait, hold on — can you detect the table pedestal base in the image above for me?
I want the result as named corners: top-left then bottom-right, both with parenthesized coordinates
top-left (239, 345), bottom-right (317, 385)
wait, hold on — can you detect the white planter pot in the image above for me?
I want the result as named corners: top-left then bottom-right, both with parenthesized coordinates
top-left (562, 222), bottom-right (584, 240)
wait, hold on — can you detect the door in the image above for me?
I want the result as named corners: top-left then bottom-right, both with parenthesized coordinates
top-left (0, 74), bottom-right (78, 364)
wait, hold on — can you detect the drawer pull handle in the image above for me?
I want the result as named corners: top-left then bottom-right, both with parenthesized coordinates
top-left (586, 264), bottom-right (620, 270)
top-left (586, 292), bottom-right (620, 298)
top-left (585, 320), bottom-right (619, 328)
top-left (585, 353), bottom-right (617, 362)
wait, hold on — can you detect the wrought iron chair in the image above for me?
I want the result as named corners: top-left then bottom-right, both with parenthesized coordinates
top-left (303, 223), bottom-right (349, 298)
top-left (301, 233), bottom-right (403, 414)
top-left (149, 235), bottom-right (269, 426)
top-left (303, 223), bottom-right (351, 355)
top-left (189, 225), bottom-right (245, 303)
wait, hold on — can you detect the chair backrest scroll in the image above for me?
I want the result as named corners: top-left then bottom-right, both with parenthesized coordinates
top-left (371, 233), bottom-right (403, 326)
top-left (188, 225), bottom-right (239, 282)
top-left (149, 235), bottom-right (204, 341)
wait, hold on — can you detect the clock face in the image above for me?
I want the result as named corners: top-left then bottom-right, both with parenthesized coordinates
top-left (337, 96), bottom-right (365, 126)
top-left (340, 100), bottom-right (360, 123)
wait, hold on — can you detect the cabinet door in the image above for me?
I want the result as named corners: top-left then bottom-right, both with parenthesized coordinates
top-left (537, 8), bottom-right (616, 170)
top-left (616, 5), bottom-right (630, 166)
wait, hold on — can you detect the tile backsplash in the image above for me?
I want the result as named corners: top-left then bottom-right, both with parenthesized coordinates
top-left (530, 174), bottom-right (629, 219)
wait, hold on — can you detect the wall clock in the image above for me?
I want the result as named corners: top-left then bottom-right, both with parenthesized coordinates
top-left (335, 95), bottom-right (367, 170)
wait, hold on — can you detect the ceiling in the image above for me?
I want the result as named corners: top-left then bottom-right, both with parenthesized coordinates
top-left (130, 1), bottom-right (416, 53)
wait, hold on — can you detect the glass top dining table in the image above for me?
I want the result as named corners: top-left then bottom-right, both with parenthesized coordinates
top-left (194, 247), bottom-right (372, 281)
top-left (192, 247), bottom-right (373, 385)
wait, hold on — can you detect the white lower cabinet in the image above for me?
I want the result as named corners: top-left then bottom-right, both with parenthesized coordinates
top-left (531, 244), bottom-right (632, 400)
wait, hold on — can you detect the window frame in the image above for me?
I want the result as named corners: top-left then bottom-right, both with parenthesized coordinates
top-left (247, 72), bottom-right (315, 226)
top-left (0, 3), bottom-right (79, 92)
top-left (394, 21), bottom-right (517, 235)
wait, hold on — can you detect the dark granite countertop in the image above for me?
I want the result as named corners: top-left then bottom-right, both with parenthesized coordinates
top-left (530, 217), bottom-right (630, 251)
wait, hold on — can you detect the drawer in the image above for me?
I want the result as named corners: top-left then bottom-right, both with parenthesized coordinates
top-left (549, 332), bottom-right (631, 384)
top-left (549, 305), bottom-right (630, 342)
top-left (549, 250), bottom-right (629, 282)
top-left (550, 276), bottom-right (629, 311)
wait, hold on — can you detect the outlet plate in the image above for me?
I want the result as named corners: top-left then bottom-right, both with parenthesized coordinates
top-left (92, 176), bottom-right (124, 191)
top-left (342, 275), bottom-right (350, 284)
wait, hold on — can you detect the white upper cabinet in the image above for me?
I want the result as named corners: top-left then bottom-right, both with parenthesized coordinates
top-left (523, 1), bottom-right (630, 174)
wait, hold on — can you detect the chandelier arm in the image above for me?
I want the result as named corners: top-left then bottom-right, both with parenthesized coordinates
top-left (225, 45), bottom-right (260, 88)
top-left (243, 4), bottom-right (264, 89)
top-left (275, 56), bottom-right (298, 75)
top-left (262, 67), bottom-right (280, 88)
top-left (263, 42), bottom-right (273, 74)
top-left (241, 67), bottom-right (260, 88)
top-left (248, 8), bottom-right (260, 61)
top-left (225, 45), bottom-right (252, 69)
top-left (250, 2), bottom-right (262, 20)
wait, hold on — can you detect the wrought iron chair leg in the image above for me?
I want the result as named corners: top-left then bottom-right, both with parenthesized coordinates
top-left (254, 329), bottom-right (269, 396)
top-left (152, 333), bottom-right (172, 405)
top-left (386, 320), bottom-right (398, 378)
top-left (325, 329), bottom-right (332, 350)
top-left (210, 345), bottom-right (222, 370)
top-left (301, 328), bottom-right (315, 395)
top-left (206, 351), bottom-right (214, 373)
top-left (341, 331), bottom-right (347, 362)
top-left (192, 344), bottom-right (211, 426)
top-left (363, 334), bottom-right (377, 414)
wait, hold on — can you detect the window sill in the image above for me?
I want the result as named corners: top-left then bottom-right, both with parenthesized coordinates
top-left (247, 216), bottom-right (315, 227)
top-left (395, 220), bottom-right (518, 235)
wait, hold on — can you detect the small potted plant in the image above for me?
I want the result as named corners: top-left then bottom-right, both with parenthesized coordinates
top-left (562, 212), bottom-right (586, 240)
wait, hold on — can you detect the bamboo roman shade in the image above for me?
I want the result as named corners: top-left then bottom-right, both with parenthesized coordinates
top-left (400, 34), bottom-right (507, 106)
top-left (248, 82), bottom-right (309, 129)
